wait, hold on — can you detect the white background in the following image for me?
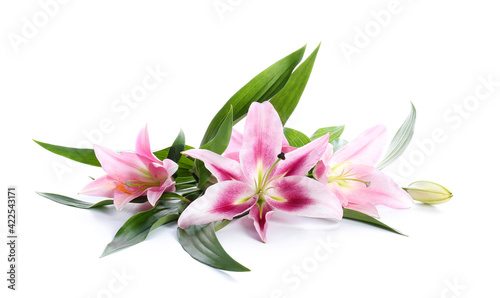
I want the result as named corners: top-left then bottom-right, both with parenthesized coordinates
top-left (1, 1), bottom-right (499, 297)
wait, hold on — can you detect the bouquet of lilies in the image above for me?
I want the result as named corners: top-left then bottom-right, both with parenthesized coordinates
top-left (36, 44), bottom-right (452, 271)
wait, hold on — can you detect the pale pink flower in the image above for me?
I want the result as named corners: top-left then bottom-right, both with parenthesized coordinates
top-left (80, 126), bottom-right (178, 211)
top-left (313, 125), bottom-right (413, 218)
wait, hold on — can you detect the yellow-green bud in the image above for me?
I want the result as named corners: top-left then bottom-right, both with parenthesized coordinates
top-left (404, 181), bottom-right (452, 205)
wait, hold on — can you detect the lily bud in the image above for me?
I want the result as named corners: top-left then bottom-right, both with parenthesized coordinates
top-left (404, 181), bottom-right (452, 205)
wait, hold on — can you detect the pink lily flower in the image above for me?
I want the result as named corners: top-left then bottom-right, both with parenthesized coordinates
top-left (313, 125), bottom-right (413, 218)
top-left (80, 126), bottom-right (178, 211)
top-left (179, 102), bottom-right (342, 242)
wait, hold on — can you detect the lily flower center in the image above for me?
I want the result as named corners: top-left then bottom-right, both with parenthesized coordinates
top-left (116, 179), bottom-right (162, 194)
top-left (328, 163), bottom-right (371, 188)
top-left (254, 152), bottom-right (286, 195)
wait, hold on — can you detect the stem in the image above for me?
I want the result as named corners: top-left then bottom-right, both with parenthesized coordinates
top-left (179, 196), bottom-right (192, 204)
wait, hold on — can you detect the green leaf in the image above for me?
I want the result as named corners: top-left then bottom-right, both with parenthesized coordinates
top-left (214, 220), bottom-right (231, 232)
top-left (201, 107), bottom-right (233, 155)
top-left (311, 126), bottom-right (345, 143)
top-left (342, 209), bottom-right (406, 236)
top-left (167, 130), bottom-right (185, 163)
top-left (377, 103), bottom-right (417, 170)
top-left (36, 191), bottom-right (183, 209)
top-left (34, 140), bottom-right (101, 167)
top-left (196, 107), bottom-right (233, 186)
top-left (101, 202), bottom-right (179, 257)
top-left (200, 45), bottom-right (306, 146)
top-left (177, 223), bottom-right (250, 272)
top-left (283, 127), bottom-right (311, 147)
top-left (151, 148), bottom-right (170, 160)
top-left (270, 44), bottom-right (320, 125)
top-left (36, 192), bottom-right (113, 209)
top-left (331, 138), bottom-right (348, 153)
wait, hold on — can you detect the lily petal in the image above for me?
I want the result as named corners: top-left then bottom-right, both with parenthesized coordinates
top-left (163, 159), bottom-right (179, 177)
top-left (148, 162), bottom-right (169, 182)
top-left (313, 159), bottom-right (329, 185)
top-left (183, 149), bottom-right (247, 182)
top-left (240, 102), bottom-right (283, 181)
top-left (266, 176), bottom-right (343, 220)
top-left (281, 134), bottom-right (295, 154)
top-left (147, 179), bottom-right (176, 206)
top-left (249, 202), bottom-right (274, 243)
top-left (223, 129), bottom-right (244, 162)
top-left (274, 134), bottom-right (329, 177)
top-left (148, 160), bottom-right (178, 182)
top-left (178, 181), bottom-right (258, 229)
top-left (322, 143), bottom-right (335, 164)
top-left (336, 164), bottom-right (413, 210)
top-left (224, 127), bottom-right (295, 161)
top-left (94, 145), bottom-right (152, 182)
top-left (135, 125), bottom-right (160, 164)
top-left (113, 185), bottom-right (146, 211)
top-left (344, 204), bottom-right (380, 218)
top-left (331, 125), bottom-right (386, 166)
top-left (79, 175), bottom-right (119, 198)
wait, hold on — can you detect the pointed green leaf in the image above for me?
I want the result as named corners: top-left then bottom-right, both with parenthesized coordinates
top-left (331, 138), bottom-right (348, 153)
top-left (167, 130), bottom-right (185, 163)
top-left (270, 44), bottom-right (320, 125)
top-left (36, 192), bottom-right (114, 208)
top-left (343, 208), bottom-right (406, 236)
top-left (101, 202), bottom-right (179, 257)
top-left (177, 223), bottom-right (250, 272)
top-left (34, 140), bottom-right (101, 167)
top-left (151, 148), bottom-right (170, 160)
top-left (36, 191), bottom-right (184, 209)
top-left (201, 107), bottom-right (233, 154)
top-left (283, 127), bottom-right (311, 147)
top-left (311, 126), bottom-right (345, 143)
top-left (377, 103), bottom-right (417, 170)
top-left (196, 107), bottom-right (233, 186)
top-left (200, 45), bottom-right (306, 146)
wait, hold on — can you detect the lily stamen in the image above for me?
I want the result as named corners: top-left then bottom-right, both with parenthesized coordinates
top-left (328, 167), bottom-right (371, 187)
top-left (258, 152), bottom-right (286, 192)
